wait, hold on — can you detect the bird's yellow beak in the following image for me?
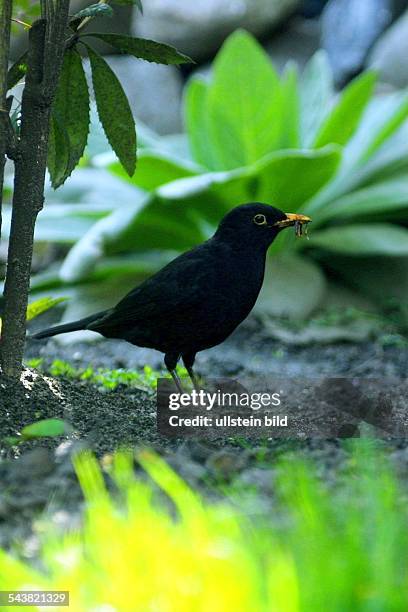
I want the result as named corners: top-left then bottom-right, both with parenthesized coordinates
top-left (274, 213), bottom-right (312, 229)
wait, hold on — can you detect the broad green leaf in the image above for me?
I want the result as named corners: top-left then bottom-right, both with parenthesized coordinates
top-left (86, 33), bottom-right (192, 65)
top-left (309, 224), bottom-right (408, 256)
top-left (49, 48), bottom-right (90, 188)
top-left (254, 146), bottom-right (341, 209)
top-left (300, 50), bottom-right (333, 147)
top-left (317, 178), bottom-right (408, 222)
top-left (21, 418), bottom-right (71, 439)
top-left (1, 203), bottom-right (107, 243)
top-left (7, 51), bottom-right (27, 90)
top-left (109, 150), bottom-right (199, 191)
top-left (355, 128), bottom-right (408, 188)
top-left (359, 96), bottom-right (408, 163)
top-left (185, 77), bottom-right (219, 170)
top-left (75, 3), bottom-right (113, 18)
top-left (255, 254), bottom-right (326, 319)
top-left (0, 297), bottom-right (66, 332)
top-left (338, 94), bottom-right (408, 173)
top-left (314, 72), bottom-right (376, 148)
top-left (304, 145), bottom-right (408, 218)
top-left (47, 114), bottom-right (70, 188)
top-left (156, 168), bottom-right (249, 200)
top-left (279, 63), bottom-right (300, 149)
top-left (299, 50), bottom-right (334, 147)
top-left (45, 167), bottom-right (140, 207)
top-left (150, 134), bottom-right (194, 164)
top-left (60, 193), bottom-right (151, 281)
top-left (87, 45), bottom-right (136, 176)
top-left (26, 297), bottom-right (67, 321)
top-left (207, 30), bottom-right (283, 169)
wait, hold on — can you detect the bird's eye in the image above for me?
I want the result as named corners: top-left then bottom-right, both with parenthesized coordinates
top-left (253, 214), bottom-right (267, 226)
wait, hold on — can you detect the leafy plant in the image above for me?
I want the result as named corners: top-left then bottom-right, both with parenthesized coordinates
top-left (25, 358), bottom-right (188, 391)
top-left (1, 443), bottom-right (408, 609)
top-left (20, 30), bottom-right (408, 324)
top-left (0, 296), bottom-right (66, 333)
top-left (5, 417), bottom-right (71, 446)
top-left (0, 0), bottom-right (192, 378)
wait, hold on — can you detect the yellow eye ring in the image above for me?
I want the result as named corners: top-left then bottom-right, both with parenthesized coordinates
top-left (253, 214), bottom-right (267, 226)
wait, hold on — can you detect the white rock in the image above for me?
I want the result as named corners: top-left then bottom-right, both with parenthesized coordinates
top-left (368, 9), bottom-right (408, 88)
top-left (132, 0), bottom-right (300, 60)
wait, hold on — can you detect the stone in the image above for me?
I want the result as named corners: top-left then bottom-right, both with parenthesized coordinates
top-left (266, 17), bottom-right (321, 73)
top-left (7, 448), bottom-right (55, 481)
top-left (321, 0), bottom-right (403, 86)
top-left (368, 10), bottom-right (408, 88)
top-left (205, 450), bottom-right (249, 479)
top-left (300, 0), bottom-right (330, 18)
top-left (132, 0), bottom-right (300, 61)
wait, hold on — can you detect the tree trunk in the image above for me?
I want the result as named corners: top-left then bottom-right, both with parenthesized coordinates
top-left (1, 3), bottom-right (70, 379)
top-left (0, 0), bottom-right (13, 243)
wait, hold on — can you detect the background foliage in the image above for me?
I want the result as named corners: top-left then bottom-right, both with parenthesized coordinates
top-left (4, 30), bottom-right (408, 326)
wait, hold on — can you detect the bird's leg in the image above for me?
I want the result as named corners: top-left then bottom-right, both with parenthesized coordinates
top-left (182, 353), bottom-right (200, 391)
top-left (164, 352), bottom-right (184, 393)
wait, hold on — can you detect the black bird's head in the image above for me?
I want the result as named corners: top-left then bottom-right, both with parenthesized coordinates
top-left (215, 203), bottom-right (311, 250)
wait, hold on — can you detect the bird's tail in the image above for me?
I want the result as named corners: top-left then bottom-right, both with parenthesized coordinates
top-left (31, 311), bottom-right (106, 340)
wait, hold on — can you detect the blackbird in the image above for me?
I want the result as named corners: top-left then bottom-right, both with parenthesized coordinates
top-left (32, 203), bottom-right (310, 390)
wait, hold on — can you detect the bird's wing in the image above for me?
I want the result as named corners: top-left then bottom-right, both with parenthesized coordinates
top-left (91, 244), bottom-right (217, 332)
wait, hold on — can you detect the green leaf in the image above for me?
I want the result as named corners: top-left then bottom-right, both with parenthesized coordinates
top-left (254, 146), bottom-right (341, 209)
top-left (0, 297), bottom-right (67, 333)
top-left (49, 48), bottom-right (90, 188)
top-left (279, 63), bottom-right (300, 148)
top-left (26, 297), bottom-right (67, 321)
top-left (59, 193), bottom-right (151, 282)
top-left (75, 3), bottom-right (113, 18)
top-left (207, 30), bottom-right (283, 169)
top-left (7, 52), bottom-right (27, 90)
top-left (299, 50), bottom-right (333, 147)
top-left (318, 178), bottom-right (408, 222)
top-left (155, 168), bottom-right (249, 201)
top-left (4, 437), bottom-right (21, 446)
top-left (185, 77), bottom-right (218, 170)
top-left (309, 224), bottom-right (408, 256)
top-left (21, 418), bottom-right (71, 439)
top-left (359, 96), bottom-right (408, 163)
top-left (87, 45), bottom-right (136, 176)
top-left (337, 94), bottom-right (408, 174)
top-left (86, 33), bottom-right (192, 65)
top-left (314, 72), bottom-right (377, 148)
top-left (109, 150), bottom-right (199, 191)
top-left (47, 114), bottom-right (69, 188)
top-left (1, 203), bottom-right (106, 244)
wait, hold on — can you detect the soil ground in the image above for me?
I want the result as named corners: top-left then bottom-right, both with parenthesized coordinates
top-left (1, 316), bottom-right (408, 555)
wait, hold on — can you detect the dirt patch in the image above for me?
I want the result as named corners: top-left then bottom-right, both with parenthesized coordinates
top-left (0, 317), bottom-right (408, 555)
top-left (0, 368), bottom-right (162, 456)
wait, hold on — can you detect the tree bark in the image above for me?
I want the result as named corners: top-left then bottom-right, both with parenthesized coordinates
top-left (0, 0), bottom-right (13, 243)
top-left (1, 2), bottom-right (70, 378)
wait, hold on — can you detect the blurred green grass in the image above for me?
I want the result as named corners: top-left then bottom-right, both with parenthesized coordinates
top-left (1, 441), bottom-right (407, 611)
